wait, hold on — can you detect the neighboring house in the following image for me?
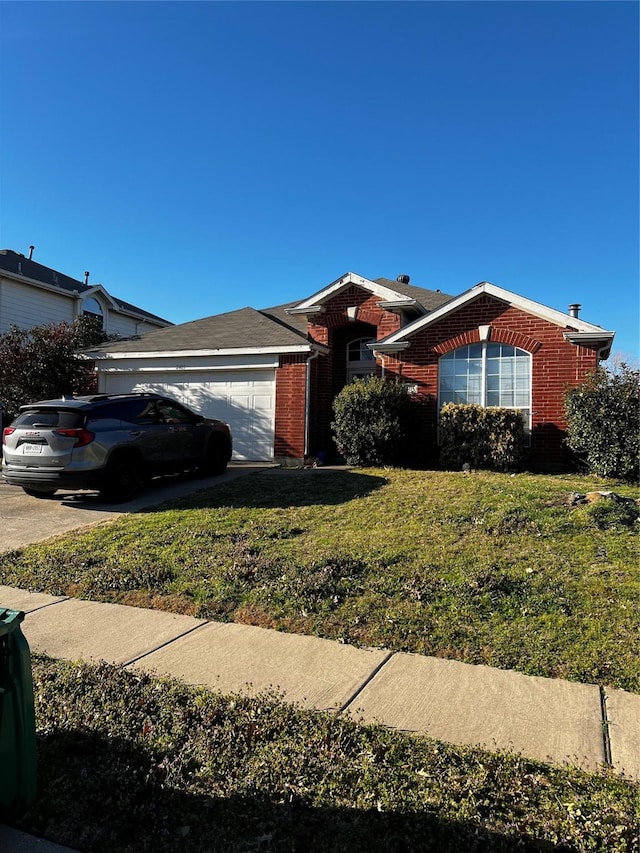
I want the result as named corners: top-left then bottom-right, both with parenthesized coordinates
top-left (0, 248), bottom-right (172, 337)
top-left (84, 271), bottom-right (614, 468)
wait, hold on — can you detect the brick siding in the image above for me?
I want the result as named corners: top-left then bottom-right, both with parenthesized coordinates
top-left (273, 290), bottom-right (601, 471)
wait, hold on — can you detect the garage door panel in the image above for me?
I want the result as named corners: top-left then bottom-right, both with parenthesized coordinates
top-left (102, 370), bottom-right (275, 461)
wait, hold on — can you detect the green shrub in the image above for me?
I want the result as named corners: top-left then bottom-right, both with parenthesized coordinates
top-left (439, 403), bottom-right (526, 471)
top-left (331, 377), bottom-right (412, 466)
top-left (564, 364), bottom-right (639, 481)
top-left (0, 316), bottom-right (110, 420)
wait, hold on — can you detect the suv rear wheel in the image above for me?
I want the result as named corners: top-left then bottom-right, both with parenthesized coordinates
top-left (100, 454), bottom-right (142, 503)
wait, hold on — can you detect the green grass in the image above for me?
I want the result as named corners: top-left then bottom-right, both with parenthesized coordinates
top-left (10, 656), bottom-right (639, 853)
top-left (1, 468), bottom-right (638, 691)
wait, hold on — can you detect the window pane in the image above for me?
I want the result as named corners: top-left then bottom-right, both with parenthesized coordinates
top-left (439, 343), bottom-right (530, 419)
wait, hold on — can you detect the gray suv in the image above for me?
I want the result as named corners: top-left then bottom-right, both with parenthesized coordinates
top-left (2, 393), bottom-right (232, 502)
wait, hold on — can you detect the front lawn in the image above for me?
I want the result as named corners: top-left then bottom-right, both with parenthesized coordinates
top-left (12, 656), bottom-right (638, 853)
top-left (1, 468), bottom-right (638, 692)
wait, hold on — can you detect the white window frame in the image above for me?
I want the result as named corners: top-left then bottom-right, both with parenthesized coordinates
top-left (82, 296), bottom-right (105, 328)
top-left (438, 342), bottom-right (532, 433)
top-left (346, 337), bottom-right (376, 383)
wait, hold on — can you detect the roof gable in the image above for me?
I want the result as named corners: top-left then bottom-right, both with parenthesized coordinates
top-left (374, 281), bottom-right (615, 355)
top-left (289, 272), bottom-right (432, 313)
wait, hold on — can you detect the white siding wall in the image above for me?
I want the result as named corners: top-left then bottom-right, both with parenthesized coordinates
top-left (0, 279), bottom-right (75, 334)
top-left (107, 315), bottom-right (167, 337)
top-left (0, 278), bottom-right (169, 337)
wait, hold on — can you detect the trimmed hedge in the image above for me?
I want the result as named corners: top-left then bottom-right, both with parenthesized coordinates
top-left (439, 403), bottom-right (526, 471)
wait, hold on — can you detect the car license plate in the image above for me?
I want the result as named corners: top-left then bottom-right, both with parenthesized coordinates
top-left (23, 443), bottom-right (43, 454)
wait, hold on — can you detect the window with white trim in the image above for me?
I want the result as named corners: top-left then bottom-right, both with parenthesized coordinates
top-left (438, 343), bottom-right (531, 429)
top-left (346, 337), bottom-right (376, 383)
top-left (83, 297), bottom-right (104, 325)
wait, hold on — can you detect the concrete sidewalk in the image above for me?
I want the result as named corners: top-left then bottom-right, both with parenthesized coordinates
top-left (1, 584), bottom-right (638, 782)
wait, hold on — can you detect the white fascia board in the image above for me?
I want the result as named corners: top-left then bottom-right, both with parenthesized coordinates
top-left (286, 305), bottom-right (324, 315)
top-left (377, 299), bottom-right (418, 310)
top-left (97, 362), bottom-right (281, 373)
top-left (89, 344), bottom-right (325, 360)
top-left (381, 281), bottom-right (614, 344)
top-left (369, 341), bottom-right (410, 354)
top-left (564, 331), bottom-right (615, 359)
top-left (291, 272), bottom-right (409, 312)
top-left (563, 331), bottom-right (615, 344)
top-left (83, 284), bottom-right (119, 310)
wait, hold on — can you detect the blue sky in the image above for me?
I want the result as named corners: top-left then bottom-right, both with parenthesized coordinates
top-left (1, 1), bottom-right (638, 359)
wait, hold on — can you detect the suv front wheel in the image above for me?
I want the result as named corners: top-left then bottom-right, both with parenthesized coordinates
top-left (100, 454), bottom-right (142, 503)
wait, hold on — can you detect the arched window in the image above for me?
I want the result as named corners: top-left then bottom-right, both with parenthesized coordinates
top-left (439, 343), bottom-right (531, 428)
top-left (346, 337), bottom-right (376, 383)
top-left (83, 297), bottom-right (104, 323)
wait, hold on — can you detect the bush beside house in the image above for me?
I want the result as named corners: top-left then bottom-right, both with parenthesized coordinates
top-left (331, 377), bottom-right (413, 466)
top-left (439, 403), bottom-right (526, 472)
top-left (564, 364), bottom-right (639, 482)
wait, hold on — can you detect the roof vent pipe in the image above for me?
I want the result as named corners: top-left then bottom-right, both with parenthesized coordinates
top-left (84, 271), bottom-right (90, 285)
top-left (568, 304), bottom-right (581, 318)
top-left (28, 245), bottom-right (34, 260)
top-left (396, 274), bottom-right (410, 284)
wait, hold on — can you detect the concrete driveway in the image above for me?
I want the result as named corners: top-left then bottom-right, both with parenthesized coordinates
top-left (0, 464), bottom-right (271, 553)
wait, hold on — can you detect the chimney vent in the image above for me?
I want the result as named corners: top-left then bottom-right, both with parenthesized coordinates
top-left (568, 304), bottom-right (581, 318)
top-left (396, 274), bottom-right (410, 284)
top-left (28, 245), bottom-right (34, 260)
top-left (84, 271), bottom-right (90, 285)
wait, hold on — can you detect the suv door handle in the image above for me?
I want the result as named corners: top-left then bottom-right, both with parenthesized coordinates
top-left (129, 430), bottom-right (142, 436)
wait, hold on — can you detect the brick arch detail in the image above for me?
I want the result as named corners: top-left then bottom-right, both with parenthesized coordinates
top-left (321, 306), bottom-right (383, 331)
top-left (432, 327), bottom-right (543, 356)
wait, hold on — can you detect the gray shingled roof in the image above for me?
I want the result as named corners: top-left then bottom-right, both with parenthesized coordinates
top-left (0, 249), bottom-right (171, 325)
top-left (83, 277), bottom-right (455, 356)
top-left (374, 278), bottom-right (454, 311)
top-left (83, 305), bottom-right (312, 354)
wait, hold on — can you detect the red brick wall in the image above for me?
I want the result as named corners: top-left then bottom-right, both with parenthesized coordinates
top-left (274, 291), bottom-right (601, 469)
top-left (274, 354), bottom-right (308, 459)
top-left (384, 294), bottom-right (601, 469)
top-left (305, 287), bottom-right (403, 458)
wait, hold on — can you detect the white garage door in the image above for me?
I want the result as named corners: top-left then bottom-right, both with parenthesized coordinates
top-left (103, 370), bottom-right (276, 461)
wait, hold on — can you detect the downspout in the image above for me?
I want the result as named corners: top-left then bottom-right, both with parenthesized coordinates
top-left (304, 349), bottom-right (320, 457)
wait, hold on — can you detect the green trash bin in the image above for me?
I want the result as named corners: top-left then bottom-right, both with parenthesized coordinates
top-left (0, 608), bottom-right (37, 815)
